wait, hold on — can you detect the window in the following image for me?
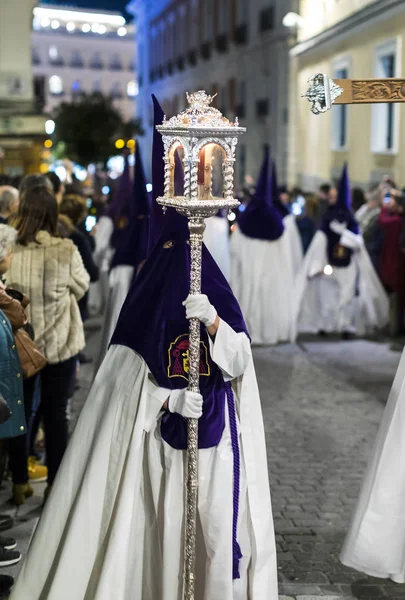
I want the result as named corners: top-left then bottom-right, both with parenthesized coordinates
top-left (236, 80), bottom-right (246, 118)
top-left (127, 80), bottom-right (139, 97)
top-left (110, 53), bottom-right (122, 71)
top-left (90, 52), bottom-right (104, 70)
top-left (110, 82), bottom-right (123, 99)
top-left (259, 5), bottom-right (274, 32)
top-left (372, 39), bottom-right (401, 154)
top-left (49, 75), bottom-right (63, 95)
top-left (331, 58), bottom-right (349, 151)
top-left (93, 80), bottom-right (102, 93)
top-left (70, 50), bottom-right (84, 68)
top-left (256, 99), bottom-right (269, 118)
top-left (49, 45), bottom-right (64, 66)
top-left (32, 47), bottom-right (41, 65)
top-left (72, 80), bottom-right (82, 96)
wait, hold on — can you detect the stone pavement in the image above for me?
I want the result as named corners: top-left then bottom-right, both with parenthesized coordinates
top-left (0, 327), bottom-right (403, 599)
top-left (260, 336), bottom-right (404, 600)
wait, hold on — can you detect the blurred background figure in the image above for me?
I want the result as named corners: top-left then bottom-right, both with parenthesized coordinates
top-left (0, 187), bottom-right (19, 225)
top-left (293, 192), bottom-right (317, 254)
top-left (351, 187), bottom-right (366, 212)
top-left (355, 184), bottom-right (382, 271)
top-left (7, 185), bottom-right (89, 498)
top-left (59, 194), bottom-right (99, 363)
top-left (377, 189), bottom-right (405, 337)
top-left (231, 147), bottom-right (296, 344)
top-left (45, 172), bottom-right (65, 206)
top-left (294, 164), bottom-right (388, 339)
top-left (316, 183), bottom-right (338, 226)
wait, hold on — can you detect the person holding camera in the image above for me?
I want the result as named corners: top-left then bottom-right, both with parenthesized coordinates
top-left (378, 188), bottom-right (405, 336)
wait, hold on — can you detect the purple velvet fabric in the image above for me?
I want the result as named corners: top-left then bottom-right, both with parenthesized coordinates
top-left (148, 95), bottom-right (167, 254)
top-left (320, 163), bottom-right (359, 267)
top-left (226, 381), bottom-right (243, 579)
top-left (111, 207), bottom-right (248, 450)
top-left (238, 147), bottom-right (284, 241)
top-left (110, 143), bottom-right (151, 270)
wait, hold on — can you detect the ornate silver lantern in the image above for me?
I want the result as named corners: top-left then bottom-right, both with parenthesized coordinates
top-left (156, 90), bottom-right (245, 600)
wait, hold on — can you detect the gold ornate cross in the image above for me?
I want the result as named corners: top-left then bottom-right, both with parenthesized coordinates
top-left (303, 73), bottom-right (405, 115)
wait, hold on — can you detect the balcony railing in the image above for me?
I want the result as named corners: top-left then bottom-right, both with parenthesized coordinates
top-left (89, 61), bottom-right (104, 70)
top-left (49, 58), bottom-right (65, 66)
top-left (70, 59), bottom-right (84, 68)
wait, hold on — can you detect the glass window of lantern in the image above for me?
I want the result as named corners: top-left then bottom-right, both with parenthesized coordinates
top-left (170, 144), bottom-right (185, 197)
top-left (197, 143), bottom-right (226, 200)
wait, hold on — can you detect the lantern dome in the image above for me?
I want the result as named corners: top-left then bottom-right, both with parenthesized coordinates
top-left (159, 90), bottom-right (242, 130)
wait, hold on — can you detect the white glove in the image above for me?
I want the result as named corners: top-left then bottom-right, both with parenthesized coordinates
top-left (182, 294), bottom-right (217, 327)
top-left (330, 220), bottom-right (347, 235)
top-left (168, 389), bottom-right (203, 419)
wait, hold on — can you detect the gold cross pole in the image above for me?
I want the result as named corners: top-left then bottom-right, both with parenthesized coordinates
top-left (302, 73), bottom-right (405, 114)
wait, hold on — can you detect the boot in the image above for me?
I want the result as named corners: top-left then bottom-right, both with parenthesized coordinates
top-left (12, 483), bottom-right (34, 506)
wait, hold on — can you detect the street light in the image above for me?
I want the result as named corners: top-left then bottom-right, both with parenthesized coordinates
top-left (45, 120), bottom-right (55, 135)
top-left (282, 12), bottom-right (304, 29)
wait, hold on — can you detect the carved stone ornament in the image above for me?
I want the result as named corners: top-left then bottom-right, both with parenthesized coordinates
top-left (302, 73), bottom-right (344, 115)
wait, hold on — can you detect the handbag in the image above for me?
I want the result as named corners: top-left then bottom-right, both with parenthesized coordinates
top-left (0, 395), bottom-right (11, 425)
top-left (15, 329), bottom-right (47, 380)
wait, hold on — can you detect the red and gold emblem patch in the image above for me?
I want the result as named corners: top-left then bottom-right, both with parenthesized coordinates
top-left (167, 334), bottom-right (210, 381)
top-left (333, 243), bottom-right (349, 260)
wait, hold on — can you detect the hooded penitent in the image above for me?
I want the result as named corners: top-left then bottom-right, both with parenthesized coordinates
top-left (110, 143), bottom-right (151, 272)
top-left (107, 152), bottom-right (133, 250)
top-left (148, 95), bottom-right (166, 254)
top-left (238, 147), bottom-right (284, 241)
top-left (321, 163), bottom-right (359, 267)
top-left (112, 204), bottom-right (248, 450)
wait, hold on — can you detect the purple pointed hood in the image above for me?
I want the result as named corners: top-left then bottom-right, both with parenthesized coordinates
top-left (110, 142), bottom-right (151, 270)
top-left (148, 94), bottom-right (166, 253)
top-left (106, 152), bottom-right (131, 223)
top-left (321, 163), bottom-right (359, 267)
top-left (111, 201), bottom-right (248, 450)
top-left (237, 147), bottom-right (284, 241)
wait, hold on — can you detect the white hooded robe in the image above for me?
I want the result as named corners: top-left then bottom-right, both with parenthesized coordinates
top-left (11, 319), bottom-right (278, 600)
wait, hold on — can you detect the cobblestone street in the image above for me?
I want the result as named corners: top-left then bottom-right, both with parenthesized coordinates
top-left (0, 327), bottom-right (403, 599)
top-left (263, 337), bottom-right (404, 600)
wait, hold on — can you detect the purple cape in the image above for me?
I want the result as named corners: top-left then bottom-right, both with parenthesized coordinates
top-left (111, 208), bottom-right (248, 450)
top-left (238, 147), bottom-right (284, 241)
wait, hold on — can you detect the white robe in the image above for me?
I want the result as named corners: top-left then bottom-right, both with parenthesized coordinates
top-left (204, 216), bottom-right (231, 281)
top-left (283, 214), bottom-right (303, 277)
top-left (96, 264), bottom-right (134, 368)
top-left (340, 346), bottom-right (405, 582)
top-left (88, 216), bottom-right (114, 316)
top-left (11, 319), bottom-right (277, 600)
top-left (230, 225), bottom-right (295, 345)
top-left (293, 229), bottom-right (389, 338)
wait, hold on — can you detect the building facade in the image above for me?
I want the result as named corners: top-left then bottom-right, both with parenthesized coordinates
top-left (289, 0), bottom-right (405, 190)
top-left (128, 0), bottom-right (298, 186)
top-left (31, 4), bottom-right (138, 122)
top-left (0, 0), bottom-right (47, 175)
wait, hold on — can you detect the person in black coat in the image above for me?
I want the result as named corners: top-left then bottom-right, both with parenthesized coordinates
top-left (59, 194), bottom-right (99, 363)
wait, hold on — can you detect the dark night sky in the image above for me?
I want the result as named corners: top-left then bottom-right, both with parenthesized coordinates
top-left (44, 0), bottom-right (131, 19)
